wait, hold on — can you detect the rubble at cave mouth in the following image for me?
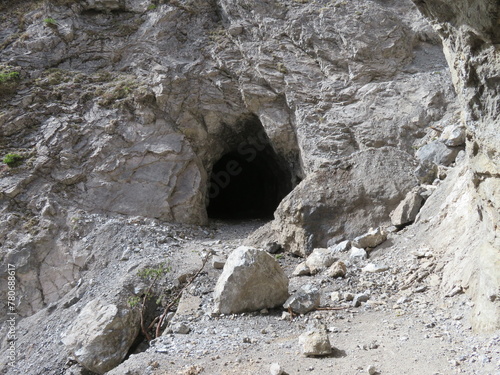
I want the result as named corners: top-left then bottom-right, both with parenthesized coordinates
top-left (207, 141), bottom-right (293, 220)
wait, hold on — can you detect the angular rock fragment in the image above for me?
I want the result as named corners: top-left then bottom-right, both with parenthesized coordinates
top-left (352, 227), bottom-right (387, 249)
top-left (298, 326), bottom-right (332, 357)
top-left (440, 125), bottom-right (465, 146)
top-left (305, 248), bottom-right (338, 274)
top-left (292, 261), bottom-right (311, 276)
top-left (362, 263), bottom-right (389, 273)
top-left (349, 246), bottom-right (368, 261)
top-left (213, 246), bottom-right (289, 314)
top-left (61, 299), bottom-right (140, 374)
top-left (416, 140), bottom-right (461, 166)
top-left (329, 240), bottom-right (351, 253)
top-left (390, 191), bottom-right (424, 226)
top-left (353, 293), bottom-right (369, 307)
top-left (283, 284), bottom-right (320, 314)
top-left (326, 261), bottom-right (347, 278)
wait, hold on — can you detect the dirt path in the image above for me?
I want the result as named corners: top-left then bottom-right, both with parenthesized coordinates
top-left (108, 219), bottom-right (499, 375)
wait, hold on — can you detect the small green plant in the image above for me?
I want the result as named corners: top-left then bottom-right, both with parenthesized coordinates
top-left (3, 153), bottom-right (23, 167)
top-left (127, 296), bottom-right (141, 308)
top-left (275, 254), bottom-right (284, 260)
top-left (43, 17), bottom-right (57, 26)
top-left (147, 4), bottom-right (157, 10)
top-left (137, 263), bottom-right (171, 280)
top-left (0, 70), bottom-right (19, 83)
top-left (277, 62), bottom-right (288, 74)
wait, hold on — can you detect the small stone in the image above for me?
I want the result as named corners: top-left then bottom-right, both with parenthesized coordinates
top-left (328, 240), bottom-right (351, 253)
top-left (281, 311), bottom-right (291, 320)
top-left (367, 364), bottom-right (377, 375)
top-left (349, 246), bottom-right (367, 261)
top-left (414, 160), bottom-right (438, 184)
top-left (414, 285), bottom-right (427, 293)
top-left (344, 293), bottom-right (355, 301)
top-left (264, 242), bottom-right (282, 254)
top-left (362, 263), bottom-right (389, 273)
top-left (353, 293), bottom-right (369, 307)
top-left (298, 327), bottom-right (332, 357)
top-left (292, 261), bottom-right (311, 276)
top-left (330, 291), bottom-right (341, 302)
top-left (228, 24), bottom-right (243, 36)
top-left (326, 261), bottom-right (347, 278)
top-left (212, 256), bottom-right (226, 269)
top-left (270, 362), bottom-right (284, 375)
top-left (171, 322), bottom-right (190, 334)
top-left (305, 248), bottom-right (338, 274)
top-left (396, 296), bottom-right (410, 304)
top-left (283, 284), bottom-right (320, 314)
top-left (390, 191), bottom-right (424, 226)
top-left (445, 285), bottom-right (463, 297)
top-left (416, 140), bottom-right (460, 166)
top-left (352, 227), bottom-right (387, 249)
top-left (440, 125), bottom-right (465, 146)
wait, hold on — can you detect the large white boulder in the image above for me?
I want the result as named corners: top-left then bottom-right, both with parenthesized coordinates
top-left (213, 246), bottom-right (289, 314)
top-left (61, 299), bottom-right (140, 374)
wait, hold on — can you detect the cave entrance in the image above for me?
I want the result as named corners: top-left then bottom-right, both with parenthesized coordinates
top-left (207, 122), bottom-right (294, 220)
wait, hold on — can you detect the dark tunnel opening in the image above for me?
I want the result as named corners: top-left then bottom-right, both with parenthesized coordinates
top-left (207, 133), bottom-right (294, 220)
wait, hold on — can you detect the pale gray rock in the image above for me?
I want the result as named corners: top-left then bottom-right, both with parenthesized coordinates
top-left (283, 284), bottom-right (320, 315)
top-left (213, 247), bottom-right (289, 314)
top-left (269, 362), bottom-right (284, 375)
top-left (292, 262), bottom-right (311, 276)
top-left (350, 247), bottom-right (368, 261)
top-left (416, 140), bottom-right (461, 166)
top-left (170, 322), bottom-right (191, 335)
top-left (61, 299), bottom-right (140, 374)
top-left (329, 240), bottom-right (352, 253)
top-left (326, 261), bottom-right (347, 278)
top-left (390, 191), bottom-right (425, 226)
top-left (440, 125), bottom-right (466, 146)
top-left (305, 248), bottom-right (338, 275)
top-left (251, 149), bottom-right (418, 256)
top-left (362, 263), bottom-right (389, 273)
top-left (298, 326), bottom-right (332, 357)
top-left (415, 160), bottom-right (438, 184)
top-left (353, 294), bottom-right (370, 307)
top-left (212, 256), bottom-right (226, 270)
top-left (352, 227), bottom-right (387, 249)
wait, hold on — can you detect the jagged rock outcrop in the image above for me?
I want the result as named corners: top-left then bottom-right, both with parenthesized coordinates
top-left (408, 0), bottom-right (500, 332)
top-left (0, 0), bottom-right (498, 373)
top-left (0, 0), bottom-right (458, 322)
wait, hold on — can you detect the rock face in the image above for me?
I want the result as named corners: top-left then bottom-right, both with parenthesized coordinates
top-left (0, 0), bottom-right (458, 321)
top-left (61, 299), bottom-right (140, 374)
top-left (213, 247), bottom-right (289, 314)
top-left (409, 0), bottom-right (500, 332)
top-left (0, 0), bottom-right (498, 373)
